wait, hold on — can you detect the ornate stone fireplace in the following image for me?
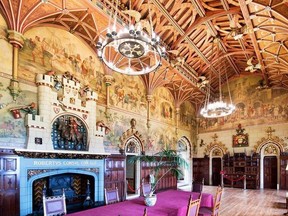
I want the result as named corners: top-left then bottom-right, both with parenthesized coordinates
top-left (13, 74), bottom-right (110, 215)
top-left (18, 155), bottom-right (105, 215)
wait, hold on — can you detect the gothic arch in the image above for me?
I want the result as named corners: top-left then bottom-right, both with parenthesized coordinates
top-left (119, 119), bottom-right (145, 154)
top-left (253, 127), bottom-right (288, 189)
top-left (204, 140), bottom-right (228, 157)
top-left (178, 136), bottom-right (192, 158)
top-left (254, 136), bottom-right (287, 154)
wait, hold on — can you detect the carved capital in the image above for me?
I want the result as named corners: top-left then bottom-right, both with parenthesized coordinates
top-left (7, 30), bottom-right (24, 48)
top-left (104, 75), bottom-right (114, 86)
top-left (146, 94), bottom-right (153, 102)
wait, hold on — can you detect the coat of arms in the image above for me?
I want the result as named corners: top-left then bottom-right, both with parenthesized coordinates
top-left (233, 124), bottom-right (249, 147)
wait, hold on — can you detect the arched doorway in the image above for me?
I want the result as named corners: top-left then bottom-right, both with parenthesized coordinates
top-left (119, 119), bottom-right (145, 199)
top-left (125, 137), bottom-right (142, 199)
top-left (260, 143), bottom-right (281, 189)
top-left (254, 127), bottom-right (287, 189)
top-left (203, 134), bottom-right (227, 186)
top-left (210, 148), bottom-right (223, 186)
top-left (177, 136), bottom-right (192, 187)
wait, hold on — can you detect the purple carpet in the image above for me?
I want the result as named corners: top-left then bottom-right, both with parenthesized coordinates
top-left (68, 190), bottom-right (214, 216)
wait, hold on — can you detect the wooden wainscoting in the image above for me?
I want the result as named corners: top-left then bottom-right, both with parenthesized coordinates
top-left (0, 149), bottom-right (20, 216)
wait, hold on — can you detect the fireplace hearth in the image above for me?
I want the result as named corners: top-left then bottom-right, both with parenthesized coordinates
top-left (19, 157), bottom-right (105, 216)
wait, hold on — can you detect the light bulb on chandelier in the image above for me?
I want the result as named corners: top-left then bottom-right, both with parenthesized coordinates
top-left (96, 0), bottom-right (166, 75)
top-left (200, 65), bottom-right (235, 118)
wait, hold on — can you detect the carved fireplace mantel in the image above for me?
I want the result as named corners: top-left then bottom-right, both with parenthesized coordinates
top-left (14, 149), bottom-right (110, 159)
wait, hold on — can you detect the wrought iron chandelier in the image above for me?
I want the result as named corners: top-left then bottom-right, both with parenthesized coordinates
top-left (96, 0), bottom-right (166, 75)
top-left (200, 67), bottom-right (235, 118)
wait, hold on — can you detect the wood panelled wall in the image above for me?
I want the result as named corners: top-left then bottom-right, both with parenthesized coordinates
top-left (141, 161), bottom-right (177, 192)
top-left (193, 157), bottom-right (209, 185)
top-left (0, 149), bottom-right (20, 216)
top-left (280, 154), bottom-right (288, 190)
top-left (104, 154), bottom-right (178, 201)
top-left (104, 155), bottom-right (126, 201)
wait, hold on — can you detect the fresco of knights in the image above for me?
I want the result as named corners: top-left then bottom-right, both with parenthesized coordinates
top-left (52, 115), bottom-right (88, 151)
top-left (97, 107), bottom-right (176, 153)
top-left (18, 26), bottom-right (106, 104)
top-left (109, 73), bottom-right (147, 113)
top-left (199, 76), bottom-right (288, 132)
top-left (179, 101), bottom-right (196, 129)
top-left (150, 87), bottom-right (175, 123)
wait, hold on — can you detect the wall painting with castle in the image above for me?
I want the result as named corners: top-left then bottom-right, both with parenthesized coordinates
top-left (18, 26), bottom-right (106, 104)
top-left (199, 76), bottom-right (288, 132)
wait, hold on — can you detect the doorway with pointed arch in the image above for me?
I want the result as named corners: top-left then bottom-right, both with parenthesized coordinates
top-left (177, 136), bottom-right (192, 187)
top-left (125, 136), bottom-right (142, 199)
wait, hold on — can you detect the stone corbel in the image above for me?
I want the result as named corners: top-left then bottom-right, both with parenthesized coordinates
top-left (7, 30), bottom-right (24, 101)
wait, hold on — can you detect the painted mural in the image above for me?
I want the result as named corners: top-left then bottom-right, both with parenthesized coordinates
top-left (0, 15), bottom-right (12, 75)
top-left (18, 27), bottom-right (106, 104)
top-left (179, 101), bottom-right (196, 130)
top-left (109, 72), bottom-right (147, 113)
top-left (97, 105), bottom-right (177, 154)
top-left (0, 78), bottom-right (37, 148)
top-left (151, 87), bottom-right (175, 123)
top-left (199, 76), bottom-right (288, 132)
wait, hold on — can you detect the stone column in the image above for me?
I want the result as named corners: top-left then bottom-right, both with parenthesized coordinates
top-left (175, 107), bottom-right (180, 136)
top-left (7, 30), bottom-right (24, 101)
top-left (104, 74), bottom-right (114, 120)
top-left (146, 94), bottom-right (152, 129)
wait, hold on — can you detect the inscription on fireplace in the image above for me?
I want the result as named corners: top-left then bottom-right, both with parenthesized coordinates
top-left (33, 160), bottom-right (98, 166)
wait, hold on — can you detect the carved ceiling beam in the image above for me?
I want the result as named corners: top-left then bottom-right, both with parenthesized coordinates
top-left (172, 7), bottom-right (241, 48)
top-left (202, 50), bottom-right (255, 72)
top-left (238, 0), bottom-right (269, 85)
top-left (191, 0), bottom-right (241, 79)
top-left (151, 0), bottom-right (220, 75)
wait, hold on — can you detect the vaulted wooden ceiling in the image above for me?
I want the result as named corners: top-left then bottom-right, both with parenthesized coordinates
top-left (1, 0), bottom-right (288, 110)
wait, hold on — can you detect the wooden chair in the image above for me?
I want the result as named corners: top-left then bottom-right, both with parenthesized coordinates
top-left (198, 186), bottom-right (223, 216)
top-left (143, 207), bottom-right (148, 216)
top-left (186, 195), bottom-right (201, 216)
top-left (191, 178), bottom-right (204, 193)
top-left (104, 187), bottom-right (119, 205)
top-left (43, 189), bottom-right (66, 216)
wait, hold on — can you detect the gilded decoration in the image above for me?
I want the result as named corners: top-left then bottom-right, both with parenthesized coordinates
top-left (264, 144), bottom-right (278, 155)
top-left (203, 134), bottom-right (228, 156)
top-left (254, 127), bottom-right (287, 153)
top-left (212, 148), bottom-right (222, 157)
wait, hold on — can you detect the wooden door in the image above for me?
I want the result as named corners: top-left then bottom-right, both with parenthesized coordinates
top-left (0, 152), bottom-right (20, 216)
top-left (104, 155), bottom-right (125, 201)
top-left (264, 156), bottom-right (277, 189)
top-left (193, 158), bottom-right (209, 185)
top-left (212, 158), bottom-right (222, 186)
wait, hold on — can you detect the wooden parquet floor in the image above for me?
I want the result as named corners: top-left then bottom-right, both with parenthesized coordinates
top-left (180, 185), bottom-right (288, 216)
